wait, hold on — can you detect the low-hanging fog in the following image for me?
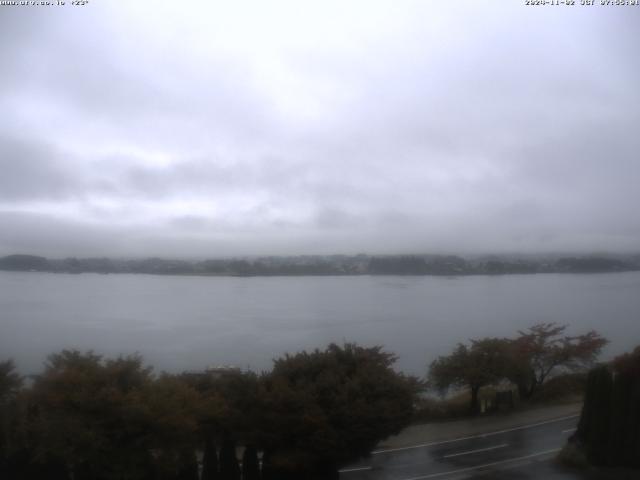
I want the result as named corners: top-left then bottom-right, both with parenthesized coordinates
top-left (1, 1), bottom-right (639, 258)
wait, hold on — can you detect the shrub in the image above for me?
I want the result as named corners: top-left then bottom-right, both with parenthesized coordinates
top-left (557, 443), bottom-right (589, 469)
top-left (530, 373), bottom-right (587, 403)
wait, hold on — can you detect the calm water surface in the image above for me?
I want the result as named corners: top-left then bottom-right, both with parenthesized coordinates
top-left (1, 271), bottom-right (639, 375)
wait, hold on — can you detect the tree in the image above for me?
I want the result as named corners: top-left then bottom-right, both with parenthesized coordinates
top-left (608, 345), bottom-right (640, 467)
top-left (201, 437), bottom-right (219, 480)
top-left (258, 343), bottom-right (420, 478)
top-left (176, 449), bottom-right (199, 480)
top-left (141, 373), bottom-right (203, 478)
top-left (509, 323), bottom-right (608, 399)
top-left (576, 365), bottom-right (613, 465)
top-left (28, 351), bottom-right (158, 478)
top-left (571, 346), bottom-right (640, 468)
top-left (26, 350), bottom-right (198, 480)
top-left (180, 368), bottom-right (260, 450)
top-left (27, 350), bottom-right (108, 478)
top-left (0, 361), bottom-right (22, 402)
top-left (218, 437), bottom-right (240, 480)
top-left (428, 338), bottom-right (511, 414)
top-left (1, 360), bottom-right (23, 479)
top-left (241, 445), bottom-right (260, 480)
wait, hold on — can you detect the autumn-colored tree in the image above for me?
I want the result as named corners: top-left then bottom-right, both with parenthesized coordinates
top-left (41, 352), bottom-right (151, 477)
top-left (26, 351), bottom-right (167, 479)
top-left (508, 323), bottom-right (608, 399)
top-left (428, 338), bottom-right (511, 414)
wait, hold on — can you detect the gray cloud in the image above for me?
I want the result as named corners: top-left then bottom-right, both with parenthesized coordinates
top-left (1, 1), bottom-right (639, 257)
top-left (0, 135), bottom-right (79, 201)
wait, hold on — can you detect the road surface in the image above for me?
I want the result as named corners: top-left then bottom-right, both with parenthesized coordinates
top-left (339, 414), bottom-right (583, 479)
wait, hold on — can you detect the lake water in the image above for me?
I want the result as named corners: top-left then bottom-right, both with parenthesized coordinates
top-left (1, 271), bottom-right (639, 376)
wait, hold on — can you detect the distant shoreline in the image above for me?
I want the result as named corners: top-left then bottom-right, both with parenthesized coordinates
top-left (2, 270), bottom-right (639, 279)
top-left (1, 253), bottom-right (638, 278)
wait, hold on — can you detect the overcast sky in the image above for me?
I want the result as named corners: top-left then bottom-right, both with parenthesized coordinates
top-left (1, 1), bottom-right (638, 258)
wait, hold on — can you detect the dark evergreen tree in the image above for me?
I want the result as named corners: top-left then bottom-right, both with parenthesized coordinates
top-left (30, 456), bottom-right (70, 480)
top-left (573, 347), bottom-right (640, 468)
top-left (0, 360), bottom-right (22, 479)
top-left (201, 438), bottom-right (219, 480)
top-left (153, 450), bottom-right (178, 480)
top-left (176, 449), bottom-right (199, 480)
top-left (74, 460), bottom-right (96, 480)
top-left (583, 365), bottom-right (613, 465)
top-left (219, 438), bottom-right (240, 480)
top-left (259, 449), bottom-right (274, 480)
top-left (241, 445), bottom-right (260, 480)
top-left (611, 346), bottom-right (640, 468)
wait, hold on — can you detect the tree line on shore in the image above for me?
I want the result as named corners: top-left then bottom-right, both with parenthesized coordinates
top-left (1, 253), bottom-right (638, 277)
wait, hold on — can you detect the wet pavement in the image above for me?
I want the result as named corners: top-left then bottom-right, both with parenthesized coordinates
top-left (338, 415), bottom-right (608, 479)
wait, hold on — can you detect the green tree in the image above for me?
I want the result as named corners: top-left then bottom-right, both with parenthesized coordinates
top-left (141, 373), bottom-right (203, 478)
top-left (26, 350), bottom-right (194, 480)
top-left (28, 350), bottom-right (108, 478)
top-left (181, 369), bottom-right (260, 444)
top-left (508, 323), bottom-right (607, 399)
top-left (259, 343), bottom-right (420, 478)
top-left (428, 338), bottom-right (511, 414)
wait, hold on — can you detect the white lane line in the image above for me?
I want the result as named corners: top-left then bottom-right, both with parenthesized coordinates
top-left (399, 448), bottom-right (561, 480)
top-left (338, 466), bottom-right (372, 473)
top-left (562, 427), bottom-right (577, 434)
top-left (372, 414), bottom-right (578, 454)
top-left (442, 443), bottom-right (508, 459)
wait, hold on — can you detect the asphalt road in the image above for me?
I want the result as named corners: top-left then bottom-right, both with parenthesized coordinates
top-left (339, 415), bottom-right (582, 480)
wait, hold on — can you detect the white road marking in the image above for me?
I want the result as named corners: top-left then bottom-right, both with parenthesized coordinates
top-left (338, 466), bottom-right (372, 473)
top-left (442, 443), bottom-right (508, 459)
top-left (562, 427), bottom-right (577, 434)
top-left (399, 448), bottom-right (562, 480)
top-left (372, 414), bottom-right (578, 455)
